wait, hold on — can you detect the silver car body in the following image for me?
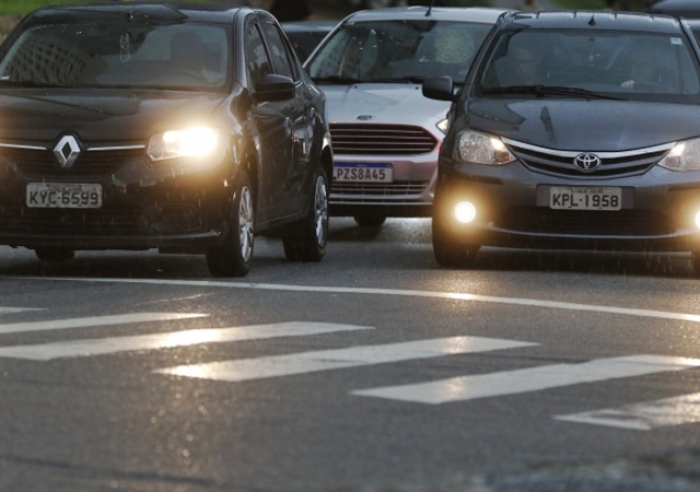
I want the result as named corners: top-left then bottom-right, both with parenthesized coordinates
top-left (304, 7), bottom-right (507, 225)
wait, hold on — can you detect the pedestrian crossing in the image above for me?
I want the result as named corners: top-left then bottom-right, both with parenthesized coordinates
top-left (1, 306), bottom-right (699, 432)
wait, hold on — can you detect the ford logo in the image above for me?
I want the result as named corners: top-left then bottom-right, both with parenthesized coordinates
top-left (573, 152), bottom-right (602, 172)
top-left (356, 115), bottom-right (374, 121)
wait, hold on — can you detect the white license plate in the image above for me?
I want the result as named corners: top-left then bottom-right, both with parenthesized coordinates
top-left (550, 186), bottom-right (621, 210)
top-left (333, 163), bottom-right (392, 183)
top-left (26, 183), bottom-right (102, 209)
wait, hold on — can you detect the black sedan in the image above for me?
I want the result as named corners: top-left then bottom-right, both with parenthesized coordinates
top-left (0, 2), bottom-right (332, 277)
top-left (423, 11), bottom-right (700, 273)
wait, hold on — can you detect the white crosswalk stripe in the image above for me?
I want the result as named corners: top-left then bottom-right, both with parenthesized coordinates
top-left (554, 392), bottom-right (700, 431)
top-left (352, 355), bottom-right (700, 404)
top-left (0, 322), bottom-right (372, 360)
top-left (0, 307), bottom-right (44, 314)
top-left (155, 336), bottom-right (537, 382)
top-left (0, 312), bottom-right (207, 335)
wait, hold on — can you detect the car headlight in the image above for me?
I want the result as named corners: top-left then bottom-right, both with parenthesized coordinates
top-left (457, 131), bottom-right (515, 165)
top-left (147, 127), bottom-right (220, 162)
top-left (658, 138), bottom-right (700, 171)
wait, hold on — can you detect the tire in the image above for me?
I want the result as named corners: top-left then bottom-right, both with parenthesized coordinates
top-left (34, 248), bottom-right (75, 262)
top-left (431, 201), bottom-right (479, 269)
top-left (692, 250), bottom-right (700, 275)
top-left (283, 166), bottom-right (329, 262)
top-left (206, 170), bottom-right (254, 277)
top-left (353, 213), bottom-right (386, 228)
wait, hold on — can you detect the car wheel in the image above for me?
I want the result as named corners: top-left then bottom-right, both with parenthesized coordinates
top-left (432, 205), bottom-right (479, 269)
top-left (353, 213), bottom-right (386, 228)
top-left (34, 248), bottom-right (75, 262)
top-left (206, 170), bottom-right (254, 277)
top-left (692, 250), bottom-right (700, 275)
top-left (283, 166), bottom-right (329, 262)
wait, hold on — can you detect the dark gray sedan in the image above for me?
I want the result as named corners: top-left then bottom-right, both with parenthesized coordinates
top-left (423, 11), bottom-right (700, 273)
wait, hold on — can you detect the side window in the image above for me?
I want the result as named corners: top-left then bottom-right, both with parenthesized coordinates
top-left (261, 21), bottom-right (296, 80)
top-left (244, 22), bottom-right (272, 90)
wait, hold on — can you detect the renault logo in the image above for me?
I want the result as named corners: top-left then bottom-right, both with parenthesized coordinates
top-left (53, 135), bottom-right (81, 169)
top-left (573, 152), bottom-right (601, 172)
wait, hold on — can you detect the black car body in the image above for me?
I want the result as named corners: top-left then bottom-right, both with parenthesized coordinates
top-left (0, 2), bottom-right (333, 276)
top-left (422, 11), bottom-right (700, 272)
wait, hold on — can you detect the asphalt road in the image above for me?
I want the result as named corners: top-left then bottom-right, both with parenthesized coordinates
top-left (1, 217), bottom-right (700, 492)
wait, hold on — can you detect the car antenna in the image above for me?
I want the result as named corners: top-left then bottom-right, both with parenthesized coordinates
top-left (426, 0), bottom-right (436, 17)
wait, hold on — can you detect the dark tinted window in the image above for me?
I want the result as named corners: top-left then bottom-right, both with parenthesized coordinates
top-left (262, 21), bottom-right (295, 80)
top-left (245, 22), bottom-right (272, 89)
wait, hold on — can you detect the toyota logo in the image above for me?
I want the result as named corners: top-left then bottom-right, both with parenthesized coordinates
top-left (573, 152), bottom-right (601, 172)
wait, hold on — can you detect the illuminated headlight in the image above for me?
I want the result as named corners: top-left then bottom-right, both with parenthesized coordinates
top-left (457, 131), bottom-right (515, 165)
top-left (695, 211), bottom-right (700, 229)
top-left (148, 127), bottom-right (220, 162)
top-left (658, 138), bottom-right (700, 171)
top-left (454, 201), bottom-right (477, 224)
top-left (436, 118), bottom-right (449, 134)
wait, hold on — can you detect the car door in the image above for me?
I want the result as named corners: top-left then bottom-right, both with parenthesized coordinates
top-left (259, 18), bottom-right (312, 216)
top-left (243, 17), bottom-right (295, 222)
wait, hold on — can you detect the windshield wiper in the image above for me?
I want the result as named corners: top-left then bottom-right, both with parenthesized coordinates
top-left (312, 76), bottom-right (365, 85)
top-left (483, 85), bottom-right (625, 100)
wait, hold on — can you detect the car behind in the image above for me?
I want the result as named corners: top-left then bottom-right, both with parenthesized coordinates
top-left (304, 6), bottom-right (507, 227)
top-left (423, 11), bottom-right (700, 273)
top-left (281, 20), bottom-right (337, 61)
top-left (0, 2), bottom-right (332, 276)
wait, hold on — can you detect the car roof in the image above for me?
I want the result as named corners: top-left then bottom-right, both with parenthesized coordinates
top-left (495, 10), bottom-right (685, 34)
top-left (340, 6), bottom-right (509, 25)
top-left (30, 2), bottom-right (249, 25)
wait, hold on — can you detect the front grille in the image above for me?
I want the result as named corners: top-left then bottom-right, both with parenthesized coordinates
top-left (505, 139), bottom-right (672, 179)
top-left (332, 181), bottom-right (429, 202)
top-left (494, 207), bottom-right (676, 236)
top-left (0, 146), bottom-right (145, 178)
top-left (330, 124), bottom-right (438, 155)
top-left (0, 207), bottom-right (144, 236)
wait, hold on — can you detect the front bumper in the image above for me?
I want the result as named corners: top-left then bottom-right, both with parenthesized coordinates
top-left (435, 157), bottom-right (700, 252)
top-left (0, 149), bottom-right (234, 252)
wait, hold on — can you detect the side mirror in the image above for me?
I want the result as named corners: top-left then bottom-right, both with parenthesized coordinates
top-left (255, 73), bottom-right (295, 102)
top-left (422, 76), bottom-right (455, 102)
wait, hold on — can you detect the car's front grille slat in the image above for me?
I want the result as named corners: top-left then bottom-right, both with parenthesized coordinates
top-left (0, 146), bottom-right (145, 177)
top-left (330, 124), bottom-right (437, 156)
top-left (506, 140), bottom-right (669, 179)
top-left (495, 207), bottom-right (676, 236)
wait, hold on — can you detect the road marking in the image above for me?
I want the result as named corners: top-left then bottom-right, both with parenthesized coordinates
top-left (0, 322), bottom-right (372, 360)
top-left (0, 312), bottom-right (207, 335)
top-left (0, 307), bottom-right (44, 314)
top-left (352, 355), bottom-right (700, 404)
top-left (19, 277), bottom-right (700, 323)
top-left (554, 392), bottom-right (700, 431)
top-left (156, 336), bottom-right (536, 382)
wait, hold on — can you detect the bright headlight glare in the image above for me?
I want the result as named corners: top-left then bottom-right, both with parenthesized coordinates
top-left (658, 139), bottom-right (700, 171)
top-left (454, 201), bottom-right (477, 224)
top-left (436, 118), bottom-right (449, 134)
top-left (148, 127), bottom-right (220, 161)
top-left (457, 131), bottom-right (515, 165)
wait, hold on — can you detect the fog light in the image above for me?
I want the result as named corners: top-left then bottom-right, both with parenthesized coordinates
top-left (695, 211), bottom-right (700, 229)
top-left (454, 201), bottom-right (476, 224)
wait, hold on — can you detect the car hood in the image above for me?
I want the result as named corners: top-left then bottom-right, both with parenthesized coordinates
top-left (0, 89), bottom-right (227, 142)
top-left (466, 98), bottom-right (700, 151)
top-left (322, 83), bottom-right (449, 125)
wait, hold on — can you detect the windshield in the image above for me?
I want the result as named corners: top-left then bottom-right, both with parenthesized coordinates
top-left (306, 19), bottom-right (492, 83)
top-left (0, 21), bottom-right (230, 90)
top-left (476, 29), bottom-right (700, 100)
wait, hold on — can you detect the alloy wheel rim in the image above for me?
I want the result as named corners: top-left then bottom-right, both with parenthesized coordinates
top-left (238, 186), bottom-right (253, 261)
top-left (314, 176), bottom-right (328, 245)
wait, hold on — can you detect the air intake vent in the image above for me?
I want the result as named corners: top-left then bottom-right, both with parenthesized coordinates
top-left (330, 124), bottom-right (438, 156)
